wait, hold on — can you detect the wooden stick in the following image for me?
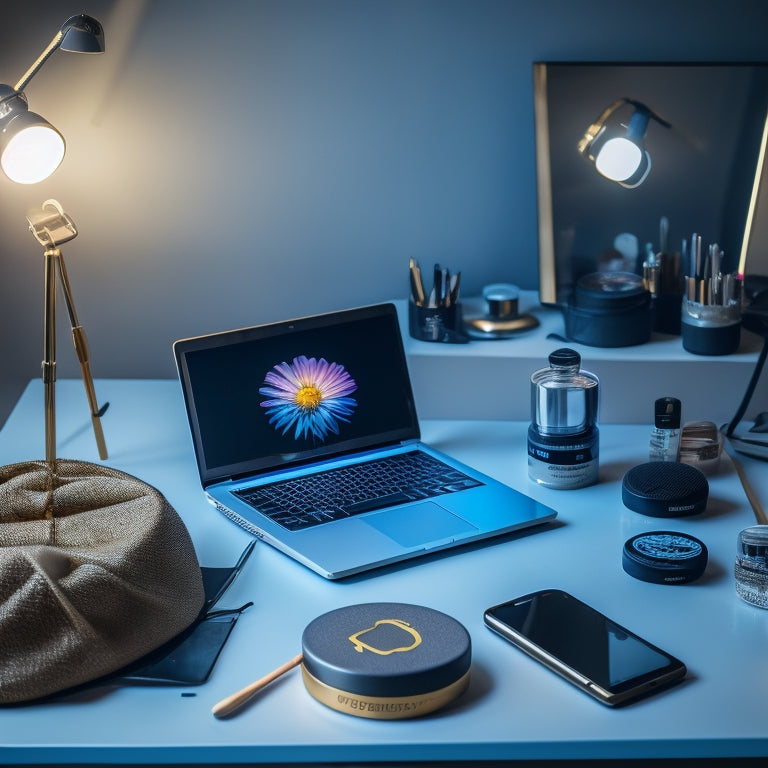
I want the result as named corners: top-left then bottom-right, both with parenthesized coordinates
top-left (730, 451), bottom-right (768, 525)
top-left (211, 653), bottom-right (303, 718)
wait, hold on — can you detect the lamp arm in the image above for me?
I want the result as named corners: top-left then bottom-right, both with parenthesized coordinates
top-left (13, 31), bottom-right (65, 93)
top-left (626, 98), bottom-right (672, 130)
top-left (578, 97), bottom-right (672, 158)
top-left (577, 98), bottom-right (628, 156)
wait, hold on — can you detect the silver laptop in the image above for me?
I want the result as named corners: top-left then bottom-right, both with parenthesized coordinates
top-left (174, 303), bottom-right (557, 579)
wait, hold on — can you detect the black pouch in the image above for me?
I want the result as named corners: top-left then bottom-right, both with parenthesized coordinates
top-left (114, 541), bottom-right (255, 685)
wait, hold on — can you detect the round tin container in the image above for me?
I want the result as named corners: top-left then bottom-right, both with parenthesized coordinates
top-left (622, 461), bottom-right (708, 517)
top-left (300, 603), bottom-right (471, 719)
top-left (623, 531), bottom-right (708, 584)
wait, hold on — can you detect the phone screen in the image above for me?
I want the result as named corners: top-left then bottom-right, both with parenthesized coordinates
top-left (484, 589), bottom-right (686, 705)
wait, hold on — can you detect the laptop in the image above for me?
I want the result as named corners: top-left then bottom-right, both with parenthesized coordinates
top-left (174, 303), bottom-right (557, 579)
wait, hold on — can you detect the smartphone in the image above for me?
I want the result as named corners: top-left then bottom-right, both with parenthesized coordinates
top-left (483, 589), bottom-right (686, 707)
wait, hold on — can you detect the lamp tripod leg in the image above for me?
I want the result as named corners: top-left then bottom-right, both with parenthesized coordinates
top-left (56, 253), bottom-right (109, 460)
top-left (42, 248), bottom-right (58, 470)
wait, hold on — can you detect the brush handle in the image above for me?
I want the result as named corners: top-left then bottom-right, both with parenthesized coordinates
top-left (211, 653), bottom-right (303, 718)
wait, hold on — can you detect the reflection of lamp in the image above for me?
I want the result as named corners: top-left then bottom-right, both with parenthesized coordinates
top-left (0, 14), bottom-right (104, 184)
top-left (578, 98), bottom-right (671, 189)
top-left (0, 14), bottom-right (107, 465)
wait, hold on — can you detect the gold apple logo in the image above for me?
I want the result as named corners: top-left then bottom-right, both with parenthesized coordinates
top-left (348, 619), bottom-right (423, 655)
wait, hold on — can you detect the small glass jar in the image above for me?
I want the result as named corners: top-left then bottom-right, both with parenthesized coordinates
top-left (735, 526), bottom-right (768, 608)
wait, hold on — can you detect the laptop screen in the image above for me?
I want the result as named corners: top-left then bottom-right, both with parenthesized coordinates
top-left (174, 303), bottom-right (420, 484)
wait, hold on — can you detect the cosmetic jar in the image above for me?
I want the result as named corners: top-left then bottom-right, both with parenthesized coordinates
top-left (623, 531), bottom-right (708, 584)
top-left (678, 420), bottom-right (723, 474)
top-left (622, 461), bottom-right (708, 517)
top-left (735, 526), bottom-right (768, 608)
top-left (528, 348), bottom-right (599, 489)
top-left (300, 603), bottom-right (471, 719)
top-left (564, 272), bottom-right (653, 348)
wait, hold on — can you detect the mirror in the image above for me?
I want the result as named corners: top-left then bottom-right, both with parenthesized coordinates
top-left (534, 62), bottom-right (768, 308)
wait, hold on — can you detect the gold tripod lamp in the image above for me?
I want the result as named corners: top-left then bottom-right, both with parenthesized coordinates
top-left (0, 15), bottom-right (208, 706)
top-left (0, 14), bottom-right (107, 463)
top-left (26, 199), bottom-right (109, 462)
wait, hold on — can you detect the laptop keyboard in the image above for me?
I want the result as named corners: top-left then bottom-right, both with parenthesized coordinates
top-left (232, 450), bottom-right (484, 531)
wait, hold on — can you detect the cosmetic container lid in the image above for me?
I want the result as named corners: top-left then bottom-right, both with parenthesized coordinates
top-left (622, 461), bottom-right (708, 517)
top-left (654, 397), bottom-right (681, 429)
top-left (301, 603), bottom-right (471, 719)
top-left (737, 525), bottom-right (768, 561)
top-left (623, 531), bottom-right (708, 584)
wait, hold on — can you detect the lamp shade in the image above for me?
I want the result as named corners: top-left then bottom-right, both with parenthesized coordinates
top-left (0, 109), bottom-right (65, 184)
top-left (579, 99), bottom-right (665, 189)
top-left (60, 14), bottom-right (105, 54)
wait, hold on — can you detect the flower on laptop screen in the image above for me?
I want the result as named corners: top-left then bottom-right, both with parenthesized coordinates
top-left (259, 355), bottom-right (358, 441)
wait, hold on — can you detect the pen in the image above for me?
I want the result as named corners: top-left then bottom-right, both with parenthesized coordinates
top-left (449, 271), bottom-right (461, 305)
top-left (692, 233), bottom-right (702, 279)
top-left (409, 257), bottom-right (426, 306)
top-left (432, 264), bottom-right (443, 308)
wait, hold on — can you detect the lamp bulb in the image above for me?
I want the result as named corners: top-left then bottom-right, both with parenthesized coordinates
top-left (1, 124), bottom-right (65, 184)
top-left (594, 137), bottom-right (642, 183)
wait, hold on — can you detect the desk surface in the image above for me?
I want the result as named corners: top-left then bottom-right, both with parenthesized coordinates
top-left (1, 379), bottom-right (767, 765)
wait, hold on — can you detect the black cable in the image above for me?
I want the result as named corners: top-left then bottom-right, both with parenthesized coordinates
top-left (725, 335), bottom-right (768, 437)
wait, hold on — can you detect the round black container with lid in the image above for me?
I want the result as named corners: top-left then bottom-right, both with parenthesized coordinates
top-left (300, 603), bottom-right (471, 719)
top-left (623, 531), bottom-right (708, 584)
top-left (565, 272), bottom-right (653, 347)
top-left (622, 461), bottom-right (708, 517)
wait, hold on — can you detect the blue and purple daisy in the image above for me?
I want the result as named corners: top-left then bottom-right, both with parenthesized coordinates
top-left (259, 355), bottom-right (358, 441)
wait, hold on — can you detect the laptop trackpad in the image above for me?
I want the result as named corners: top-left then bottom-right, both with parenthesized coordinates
top-left (364, 502), bottom-right (478, 548)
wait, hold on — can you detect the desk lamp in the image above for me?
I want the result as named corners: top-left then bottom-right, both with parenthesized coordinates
top-left (578, 98), bottom-right (671, 189)
top-left (0, 16), bottom-right (208, 707)
top-left (0, 14), bottom-right (107, 464)
top-left (0, 14), bottom-right (104, 183)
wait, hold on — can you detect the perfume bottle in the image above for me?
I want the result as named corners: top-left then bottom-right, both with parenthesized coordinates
top-left (649, 396), bottom-right (681, 462)
top-left (527, 348), bottom-right (599, 489)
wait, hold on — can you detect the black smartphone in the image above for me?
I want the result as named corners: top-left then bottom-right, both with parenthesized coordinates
top-left (483, 589), bottom-right (687, 707)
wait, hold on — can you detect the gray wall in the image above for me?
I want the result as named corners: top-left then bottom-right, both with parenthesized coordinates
top-left (2, 0), bottom-right (768, 425)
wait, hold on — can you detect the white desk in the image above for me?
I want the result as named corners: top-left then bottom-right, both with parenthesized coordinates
top-left (1, 379), bottom-right (767, 765)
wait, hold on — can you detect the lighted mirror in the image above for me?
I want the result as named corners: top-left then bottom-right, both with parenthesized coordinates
top-left (534, 62), bottom-right (768, 308)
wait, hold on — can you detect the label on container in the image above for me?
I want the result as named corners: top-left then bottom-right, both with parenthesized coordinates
top-left (527, 427), bottom-right (599, 489)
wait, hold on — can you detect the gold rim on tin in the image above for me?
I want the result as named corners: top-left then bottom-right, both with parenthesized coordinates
top-left (301, 665), bottom-right (471, 720)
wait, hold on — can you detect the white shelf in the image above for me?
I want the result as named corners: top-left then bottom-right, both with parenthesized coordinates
top-left (398, 292), bottom-right (766, 425)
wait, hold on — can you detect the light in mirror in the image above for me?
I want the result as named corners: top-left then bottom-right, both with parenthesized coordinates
top-left (534, 62), bottom-right (768, 308)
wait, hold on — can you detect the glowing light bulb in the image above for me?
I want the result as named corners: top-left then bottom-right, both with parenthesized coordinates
top-left (1, 124), bottom-right (65, 184)
top-left (594, 137), bottom-right (642, 182)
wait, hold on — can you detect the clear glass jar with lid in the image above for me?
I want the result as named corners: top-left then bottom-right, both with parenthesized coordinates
top-left (735, 525), bottom-right (768, 608)
top-left (527, 348), bottom-right (600, 489)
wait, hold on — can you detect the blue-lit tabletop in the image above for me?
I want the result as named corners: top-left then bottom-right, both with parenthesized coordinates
top-left (1, 379), bottom-right (766, 764)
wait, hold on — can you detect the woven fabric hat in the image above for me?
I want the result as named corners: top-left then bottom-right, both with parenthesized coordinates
top-left (0, 459), bottom-right (205, 704)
